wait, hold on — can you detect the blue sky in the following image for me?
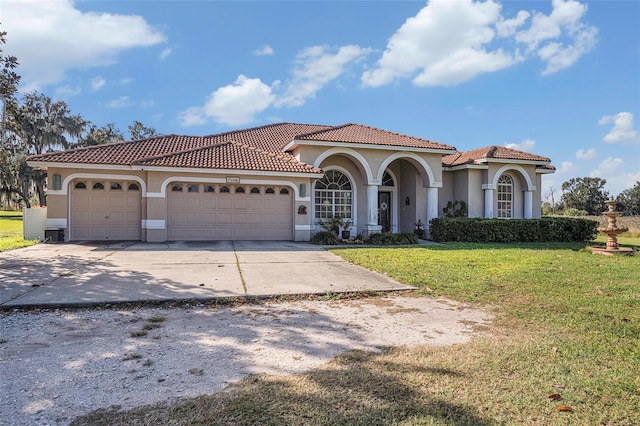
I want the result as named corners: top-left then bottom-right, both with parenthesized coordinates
top-left (3, 0), bottom-right (639, 198)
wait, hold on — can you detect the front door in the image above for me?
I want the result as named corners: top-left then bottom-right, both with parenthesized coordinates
top-left (378, 192), bottom-right (391, 232)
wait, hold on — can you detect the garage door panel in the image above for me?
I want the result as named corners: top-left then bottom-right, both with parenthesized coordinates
top-left (218, 198), bottom-right (233, 209)
top-left (167, 184), bottom-right (292, 241)
top-left (70, 180), bottom-right (141, 241)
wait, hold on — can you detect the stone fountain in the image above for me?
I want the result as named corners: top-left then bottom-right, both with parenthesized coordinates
top-left (590, 199), bottom-right (634, 256)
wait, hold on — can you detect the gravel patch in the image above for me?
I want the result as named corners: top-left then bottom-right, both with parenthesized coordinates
top-left (0, 296), bottom-right (492, 426)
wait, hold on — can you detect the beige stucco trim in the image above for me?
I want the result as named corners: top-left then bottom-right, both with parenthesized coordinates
top-left (49, 173), bottom-right (148, 196)
top-left (377, 152), bottom-right (438, 187)
top-left (490, 165), bottom-right (535, 191)
top-left (536, 168), bottom-right (556, 174)
top-left (313, 148), bottom-right (374, 183)
top-left (143, 220), bottom-right (166, 230)
top-left (148, 176), bottom-right (305, 199)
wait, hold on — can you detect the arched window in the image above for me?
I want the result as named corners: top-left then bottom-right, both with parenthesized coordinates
top-left (382, 171), bottom-right (394, 186)
top-left (220, 186), bottom-right (230, 193)
top-left (188, 184), bottom-right (199, 193)
top-left (315, 169), bottom-right (353, 220)
top-left (279, 188), bottom-right (289, 195)
top-left (250, 187), bottom-right (260, 194)
top-left (497, 174), bottom-right (513, 218)
top-left (74, 182), bottom-right (87, 189)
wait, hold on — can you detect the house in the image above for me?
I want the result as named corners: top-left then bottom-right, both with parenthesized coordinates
top-left (27, 122), bottom-right (555, 242)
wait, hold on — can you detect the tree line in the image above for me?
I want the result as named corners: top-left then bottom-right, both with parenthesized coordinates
top-left (543, 177), bottom-right (640, 216)
top-left (0, 30), bottom-right (157, 209)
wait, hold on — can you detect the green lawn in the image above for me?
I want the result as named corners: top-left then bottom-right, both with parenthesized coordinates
top-left (72, 242), bottom-right (640, 426)
top-left (0, 211), bottom-right (39, 251)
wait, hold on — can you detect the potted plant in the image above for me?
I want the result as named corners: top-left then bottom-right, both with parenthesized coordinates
top-left (414, 219), bottom-right (425, 239)
top-left (341, 219), bottom-right (352, 240)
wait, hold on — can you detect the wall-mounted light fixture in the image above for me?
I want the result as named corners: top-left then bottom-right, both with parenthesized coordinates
top-left (299, 183), bottom-right (306, 198)
top-left (405, 196), bottom-right (411, 206)
top-left (53, 174), bottom-right (62, 190)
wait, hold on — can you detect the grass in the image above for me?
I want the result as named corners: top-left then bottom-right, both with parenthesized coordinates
top-left (71, 242), bottom-right (640, 426)
top-left (0, 210), bottom-right (39, 252)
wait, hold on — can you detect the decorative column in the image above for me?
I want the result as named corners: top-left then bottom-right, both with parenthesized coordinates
top-left (524, 190), bottom-right (533, 219)
top-left (425, 187), bottom-right (438, 237)
top-left (366, 185), bottom-right (382, 235)
top-left (482, 184), bottom-right (495, 218)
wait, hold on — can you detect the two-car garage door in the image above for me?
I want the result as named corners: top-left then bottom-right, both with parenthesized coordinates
top-left (166, 183), bottom-right (293, 241)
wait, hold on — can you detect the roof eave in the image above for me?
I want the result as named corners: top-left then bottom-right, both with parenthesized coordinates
top-left (287, 138), bottom-right (456, 154)
top-left (27, 161), bottom-right (132, 171)
top-left (443, 164), bottom-right (488, 171)
top-left (475, 158), bottom-right (552, 166)
top-left (129, 165), bottom-right (323, 177)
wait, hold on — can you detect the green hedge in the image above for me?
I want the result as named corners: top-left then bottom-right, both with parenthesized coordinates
top-left (367, 232), bottom-right (419, 245)
top-left (429, 218), bottom-right (599, 243)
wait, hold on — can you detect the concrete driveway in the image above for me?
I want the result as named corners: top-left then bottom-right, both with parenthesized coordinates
top-left (0, 241), bottom-right (413, 308)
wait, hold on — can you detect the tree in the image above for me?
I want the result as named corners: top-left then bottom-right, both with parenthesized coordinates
top-left (79, 122), bottom-right (124, 146)
top-left (616, 181), bottom-right (640, 215)
top-left (128, 120), bottom-right (158, 140)
top-left (0, 28), bottom-right (24, 208)
top-left (561, 177), bottom-right (610, 215)
top-left (6, 92), bottom-right (80, 206)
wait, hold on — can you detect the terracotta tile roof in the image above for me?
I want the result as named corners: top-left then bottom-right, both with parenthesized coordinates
top-left (442, 145), bottom-right (551, 167)
top-left (27, 123), bottom-right (331, 173)
top-left (296, 123), bottom-right (456, 151)
top-left (132, 141), bottom-right (322, 173)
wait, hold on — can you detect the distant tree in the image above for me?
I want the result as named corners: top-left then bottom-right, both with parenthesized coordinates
top-left (0, 28), bottom-right (20, 121)
top-left (79, 122), bottom-right (124, 146)
top-left (128, 120), bottom-right (158, 140)
top-left (616, 181), bottom-right (640, 215)
top-left (561, 177), bottom-right (610, 215)
top-left (0, 28), bottom-right (22, 208)
top-left (6, 92), bottom-right (79, 206)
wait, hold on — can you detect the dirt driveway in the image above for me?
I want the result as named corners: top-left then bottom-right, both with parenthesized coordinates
top-left (0, 296), bottom-right (493, 425)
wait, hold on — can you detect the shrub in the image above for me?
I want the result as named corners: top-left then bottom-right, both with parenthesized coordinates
top-left (563, 208), bottom-right (588, 216)
top-left (310, 230), bottom-right (341, 245)
top-left (367, 232), bottom-right (419, 245)
top-left (429, 217), bottom-right (598, 243)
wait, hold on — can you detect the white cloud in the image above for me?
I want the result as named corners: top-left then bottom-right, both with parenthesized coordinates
top-left (179, 75), bottom-right (276, 127)
top-left (119, 78), bottom-right (134, 85)
top-left (576, 148), bottom-right (596, 160)
top-left (140, 100), bottom-right (155, 109)
top-left (362, 0), bottom-right (519, 87)
top-left (558, 161), bottom-right (576, 174)
top-left (107, 96), bottom-right (133, 109)
top-left (2, 0), bottom-right (166, 89)
top-left (55, 85), bottom-right (81, 97)
top-left (90, 77), bottom-right (106, 92)
top-left (590, 157), bottom-right (623, 179)
top-left (362, 0), bottom-right (596, 88)
top-left (254, 45), bottom-right (274, 56)
top-left (589, 157), bottom-right (639, 195)
top-left (598, 112), bottom-right (640, 144)
top-left (177, 107), bottom-right (207, 127)
top-left (505, 139), bottom-right (535, 152)
top-left (514, 0), bottom-right (597, 75)
top-left (160, 47), bottom-right (173, 60)
top-left (276, 45), bottom-right (372, 107)
top-left (496, 10), bottom-right (530, 37)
